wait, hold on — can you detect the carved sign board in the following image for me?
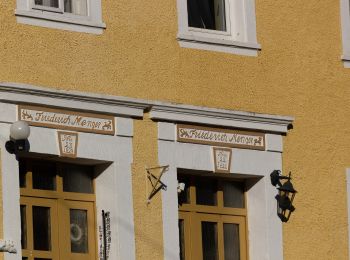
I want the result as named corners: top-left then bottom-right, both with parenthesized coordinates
top-left (213, 147), bottom-right (232, 173)
top-left (18, 105), bottom-right (115, 135)
top-left (177, 124), bottom-right (265, 150)
top-left (57, 131), bottom-right (78, 158)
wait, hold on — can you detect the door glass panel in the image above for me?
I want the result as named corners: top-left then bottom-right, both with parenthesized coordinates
top-left (196, 178), bottom-right (217, 206)
top-left (33, 206), bottom-right (51, 251)
top-left (179, 219), bottom-right (185, 260)
top-left (178, 176), bottom-right (191, 205)
top-left (19, 161), bottom-right (26, 188)
top-left (34, 0), bottom-right (59, 8)
top-left (63, 164), bottom-right (93, 194)
top-left (20, 205), bottom-right (27, 249)
top-left (223, 181), bottom-right (245, 208)
top-left (201, 221), bottom-right (218, 260)
top-left (32, 162), bottom-right (56, 191)
top-left (70, 209), bottom-right (88, 253)
top-left (223, 223), bottom-right (240, 260)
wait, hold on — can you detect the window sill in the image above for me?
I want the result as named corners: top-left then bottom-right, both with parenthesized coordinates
top-left (177, 34), bottom-right (261, 57)
top-left (15, 9), bottom-right (106, 34)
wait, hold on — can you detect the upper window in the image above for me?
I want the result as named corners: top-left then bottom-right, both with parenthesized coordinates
top-left (33, 0), bottom-right (88, 16)
top-left (177, 0), bottom-right (261, 56)
top-left (15, 0), bottom-right (106, 34)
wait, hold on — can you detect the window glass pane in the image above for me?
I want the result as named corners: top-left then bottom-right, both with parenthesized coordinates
top-left (178, 176), bottom-right (191, 205)
top-left (20, 205), bottom-right (27, 249)
top-left (33, 206), bottom-right (51, 251)
top-left (224, 223), bottom-right (240, 260)
top-left (19, 161), bottom-right (26, 188)
top-left (70, 209), bottom-right (88, 253)
top-left (201, 221), bottom-right (218, 260)
top-left (62, 164), bottom-right (94, 194)
top-left (187, 0), bottom-right (226, 31)
top-left (32, 162), bottom-right (56, 191)
top-left (34, 0), bottom-right (59, 8)
top-left (64, 0), bottom-right (87, 15)
top-left (196, 178), bottom-right (217, 206)
top-left (223, 181), bottom-right (245, 208)
top-left (179, 219), bottom-right (185, 260)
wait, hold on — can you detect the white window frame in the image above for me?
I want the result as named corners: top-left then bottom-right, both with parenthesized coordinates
top-left (340, 0), bottom-right (350, 67)
top-left (177, 0), bottom-right (261, 56)
top-left (15, 0), bottom-right (106, 34)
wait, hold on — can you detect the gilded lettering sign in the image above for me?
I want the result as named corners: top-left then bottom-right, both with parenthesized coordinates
top-left (177, 124), bottom-right (265, 150)
top-left (19, 105), bottom-right (115, 135)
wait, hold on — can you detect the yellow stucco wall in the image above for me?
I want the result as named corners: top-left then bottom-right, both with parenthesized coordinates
top-left (0, 0), bottom-right (350, 259)
top-left (132, 114), bottom-right (164, 260)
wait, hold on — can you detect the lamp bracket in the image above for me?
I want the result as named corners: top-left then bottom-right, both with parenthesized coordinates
top-left (146, 165), bottom-right (169, 203)
top-left (270, 170), bottom-right (291, 187)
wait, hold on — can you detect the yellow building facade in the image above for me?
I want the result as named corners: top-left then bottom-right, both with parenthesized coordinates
top-left (0, 0), bottom-right (349, 260)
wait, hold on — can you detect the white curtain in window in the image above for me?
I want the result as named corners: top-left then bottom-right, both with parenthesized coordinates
top-left (64, 0), bottom-right (87, 16)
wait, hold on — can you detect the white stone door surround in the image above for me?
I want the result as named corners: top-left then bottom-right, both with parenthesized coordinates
top-left (149, 104), bottom-right (294, 260)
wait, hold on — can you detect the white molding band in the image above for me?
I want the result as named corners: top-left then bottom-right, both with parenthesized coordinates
top-left (150, 104), bottom-right (294, 133)
top-left (0, 82), bottom-right (294, 133)
top-left (0, 82), bottom-right (150, 119)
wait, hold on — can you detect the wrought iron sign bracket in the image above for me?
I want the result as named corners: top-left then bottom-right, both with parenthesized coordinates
top-left (146, 165), bottom-right (169, 204)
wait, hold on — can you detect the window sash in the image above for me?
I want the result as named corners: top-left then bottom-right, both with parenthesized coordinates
top-left (32, 0), bottom-right (89, 16)
top-left (32, 0), bottom-right (64, 13)
top-left (187, 0), bottom-right (232, 37)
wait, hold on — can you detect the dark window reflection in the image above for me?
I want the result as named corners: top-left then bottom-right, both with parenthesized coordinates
top-left (62, 164), bottom-right (94, 194)
top-left (223, 181), bottom-right (245, 208)
top-left (33, 206), bottom-right (51, 251)
top-left (187, 0), bottom-right (226, 31)
top-left (201, 221), bottom-right (218, 260)
top-left (32, 162), bottom-right (56, 191)
top-left (20, 205), bottom-right (27, 249)
top-left (224, 223), bottom-right (240, 260)
top-left (196, 178), bottom-right (217, 206)
top-left (179, 219), bottom-right (185, 260)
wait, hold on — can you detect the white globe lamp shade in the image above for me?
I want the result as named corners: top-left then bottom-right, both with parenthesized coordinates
top-left (10, 121), bottom-right (30, 140)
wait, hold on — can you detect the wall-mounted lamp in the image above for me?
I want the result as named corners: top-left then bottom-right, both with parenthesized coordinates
top-left (5, 121), bottom-right (30, 154)
top-left (270, 170), bottom-right (297, 222)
